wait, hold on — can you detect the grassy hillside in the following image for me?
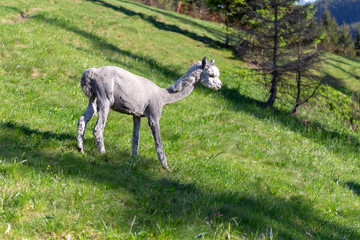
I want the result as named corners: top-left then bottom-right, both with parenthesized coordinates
top-left (322, 53), bottom-right (360, 95)
top-left (1, 0), bottom-right (360, 239)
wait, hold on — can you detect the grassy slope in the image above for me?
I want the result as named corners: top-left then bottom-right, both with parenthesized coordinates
top-left (322, 53), bottom-right (360, 95)
top-left (1, 0), bottom-right (360, 239)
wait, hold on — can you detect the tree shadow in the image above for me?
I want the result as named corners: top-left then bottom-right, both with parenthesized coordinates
top-left (345, 182), bottom-right (360, 196)
top-left (1, 121), bottom-right (360, 238)
top-left (337, 55), bottom-right (360, 64)
top-left (1, 122), bottom-right (76, 141)
top-left (28, 12), bottom-right (182, 85)
top-left (29, 10), bottom-right (225, 88)
top-left (86, 0), bottom-right (224, 48)
top-left (321, 55), bottom-right (360, 97)
top-left (323, 55), bottom-right (354, 67)
top-left (321, 73), bottom-right (354, 97)
top-left (219, 84), bottom-right (360, 157)
top-left (0, 5), bottom-right (23, 13)
top-left (325, 61), bottom-right (360, 82)
top-left (117, 0), bottom-right (227, 42)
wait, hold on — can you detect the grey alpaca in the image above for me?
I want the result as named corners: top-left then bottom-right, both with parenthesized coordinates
top-left (77, 57), bottom-right (222, 171)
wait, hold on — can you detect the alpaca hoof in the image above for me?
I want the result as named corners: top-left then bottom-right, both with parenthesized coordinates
top-left (77, 146), bottom-right (84, 153)
top-left (163, 165), bottom-right (172, 172)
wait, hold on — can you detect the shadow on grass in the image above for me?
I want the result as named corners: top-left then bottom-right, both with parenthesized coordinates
top-left (321, 55), bottom-right (360, 97)
top-left (1, 121), bottom-right (360, 239)
top-left (219, 84), bottom-right (360, 157)
top-left (321, 73), bottom-right (353, 96)
top-left (28, 12), bottom-right (182, 83)
top-left (313, 73), bottom-right (360, 106)
top-left (345, 182), bottom-right (360, 196)
top-left (1, 122), bottom-right (76, 141)
top-left (86, 0), bottom-right (224, 48)
top-left (326, 54), bottom-right (360, 65)
top-left (325, 61), bottom-right (360, 82)
top-left (118, 0), bottom-right (227, 42)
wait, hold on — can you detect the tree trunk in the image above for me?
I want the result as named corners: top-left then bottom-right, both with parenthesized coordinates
top-left (267, 71), bottom-right (278, 106)
top-left (266, 0), bottom-right (279, 107)
top-left (291, 72), bottom-right (301, 114)
top-left (225, 34), bottom-right (230, 47)
top-left (225, 13), bottom-right (230, 47)
top-left (292, 38), bottom-right (302, 114)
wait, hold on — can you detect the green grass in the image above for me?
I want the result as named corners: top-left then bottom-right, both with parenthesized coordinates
top-left (1, 0), bottom-right (360, 239)
top-left (322, 53), bottom-right (360, 96)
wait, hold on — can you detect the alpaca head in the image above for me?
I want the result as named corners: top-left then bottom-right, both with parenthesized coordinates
top-left (199, 57), bottom-right (222, 91)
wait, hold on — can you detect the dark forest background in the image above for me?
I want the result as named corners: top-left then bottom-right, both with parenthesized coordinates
top-left (315, 0), bottom-right (360, 32)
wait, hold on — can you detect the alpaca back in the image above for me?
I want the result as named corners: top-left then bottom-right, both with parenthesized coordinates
top-left (80, 66), bottom-right (165, 117)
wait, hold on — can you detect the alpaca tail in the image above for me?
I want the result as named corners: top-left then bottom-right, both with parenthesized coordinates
top-left (80, 68), bottom-right (96, 98)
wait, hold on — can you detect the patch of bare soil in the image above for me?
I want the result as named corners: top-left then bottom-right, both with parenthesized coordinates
top-left (2, 8), bottom-right (41, 24)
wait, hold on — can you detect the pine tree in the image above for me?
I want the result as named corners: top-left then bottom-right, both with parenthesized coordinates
top-left (245, 0), bottom-right (321, 107)
top-left (340, 23), bottom-right (355, 57)
top-left (286, 9), bottom-right (323, 114)
top-left (355, 24), bottom-right (360, 56)
top-left (320, 8), bottom-right (340, 51)
top-left (205, 0), bottom-right (244, 46)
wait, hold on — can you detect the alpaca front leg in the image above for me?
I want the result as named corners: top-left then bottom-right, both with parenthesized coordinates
top-left (131, 116), bottom-right (141, 157)
top-left (148, 117), bottom-right (171, 171)
top-left (93, 107), bottom-right (109, 154)
top-left (77, 98), bottom-right (97, 152)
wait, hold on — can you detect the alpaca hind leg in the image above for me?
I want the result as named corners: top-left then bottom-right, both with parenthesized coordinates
top-left (77, 97), bottom-right (97, 152)
top-left (148, 117), bottom-right (171, 171)
top-left (131, 116), bottom-right (141, 157)
top-left (93, 105), bottom-right (110, 154)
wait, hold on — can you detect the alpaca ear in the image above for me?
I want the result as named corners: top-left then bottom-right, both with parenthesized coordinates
top-left (202, 57), bottom-right (207, 69)
top-left (211, 59), bottom-right (215, 64)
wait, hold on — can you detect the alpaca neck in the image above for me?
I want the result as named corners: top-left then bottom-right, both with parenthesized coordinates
top-left (162, 63), bottom-right (203, 105)
top-left (162, 82), bottom-right (198, 105)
